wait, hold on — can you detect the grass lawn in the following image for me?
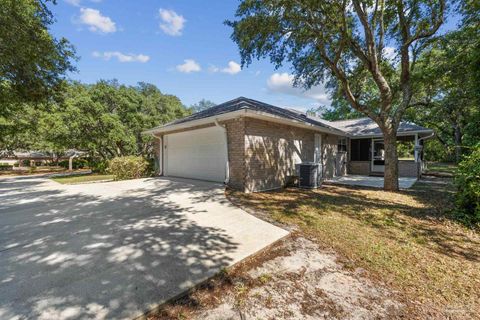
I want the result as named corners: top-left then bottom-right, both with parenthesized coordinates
top-left (426, 162), bottom-right (457, 175)
top-left (51, 173), bottom-right (114, 184)
top-left (228, 178), bottom-right (480, 318)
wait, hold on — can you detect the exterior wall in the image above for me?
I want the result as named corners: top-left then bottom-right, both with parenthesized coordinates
top-left (348, 161), bottom-right (370, 175)
top-left (348, 159), bottom-right (420, 177)
top-left (155, 120), bottom-right (245, 186)
top-left (399, 160), bottom-right (420, 177)
top-left (322, 133), bottom-right (340, 179)
top-left (244, 118), bottom-right (315, 192)
top-left (224, 118), bottom-right (246, 190)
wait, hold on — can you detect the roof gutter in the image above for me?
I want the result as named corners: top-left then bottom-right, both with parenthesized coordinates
top-left (418, 131), bottom-right (435, 142)
top-left (349, 129), bottom-right (434, 139)
top-left (142, 109), bottom-right (349, 136)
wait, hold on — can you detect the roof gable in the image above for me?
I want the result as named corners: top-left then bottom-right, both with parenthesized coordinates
top-left (147, 97), bottom-right (432, 137)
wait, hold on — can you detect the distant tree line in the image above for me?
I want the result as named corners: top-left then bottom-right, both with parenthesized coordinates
top-left (0, 80), bottom-right (191, 163)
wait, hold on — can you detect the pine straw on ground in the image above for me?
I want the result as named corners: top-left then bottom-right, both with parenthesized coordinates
top-left (227, 177), bottom-right (480, 319)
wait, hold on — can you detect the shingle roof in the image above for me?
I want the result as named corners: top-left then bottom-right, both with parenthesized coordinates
top-left (149, 97), bottom-right (432, 137)
top-left (160, 97), bottom-right (343, 133)
top-left (331, 117), bottom-right (432, 136)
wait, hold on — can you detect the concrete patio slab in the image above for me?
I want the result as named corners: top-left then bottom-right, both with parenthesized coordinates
top-left (0, 175), bottom-right (288, 320)
top-left (327, 175), bottom-right (417, 189)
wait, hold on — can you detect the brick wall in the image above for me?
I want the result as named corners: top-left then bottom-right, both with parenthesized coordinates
top-left (348, 161), bottom-right (370, 175)
top-left (154, 117), bottom-right (348, 192)
top-left (244, 118), bottom-right (315, 192)
top-left (224, 118), bottom-right (246, 190)
top-left (322, 133), bottom-right (340, 179)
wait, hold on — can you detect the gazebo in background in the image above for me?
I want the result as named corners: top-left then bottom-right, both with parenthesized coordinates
top-left (0, 150), bottom-right (87, 171)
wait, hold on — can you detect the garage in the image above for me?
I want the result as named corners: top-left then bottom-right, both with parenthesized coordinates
top-left (164, 126), bottom-right (228, 182)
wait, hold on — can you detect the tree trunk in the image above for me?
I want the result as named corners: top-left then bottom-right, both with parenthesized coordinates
top-left (454, 124), bottom-right (462, 163)
top-left (383, 132), bottom-right (399, 191)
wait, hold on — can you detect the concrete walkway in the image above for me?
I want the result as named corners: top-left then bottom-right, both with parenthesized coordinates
top-left (327, 175), bottom-right (417, 189)
top-left (0, 176), bottom-right (288, 320)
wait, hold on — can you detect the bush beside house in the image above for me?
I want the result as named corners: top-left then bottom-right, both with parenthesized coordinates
top-left (455, 144), bottom-right (480, 226)
top-left (107, 156), bottom-right (149, 181)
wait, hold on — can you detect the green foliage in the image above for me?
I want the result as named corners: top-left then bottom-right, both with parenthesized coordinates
top-left (0, 80), bottom-right (190, 162)
top-left (307, 90), bottom-right (364, 121)
top-left (406, 3), bottom-right (480, 162)
top-left (107, 156), bottom-right (149, 181)
top-left (454, 144), bottom-right (480, 226)
top-left (57, 158), bottom-right (88, 170)
top-left (89, 159), bottom-right (108, 174)
top-left (190, 99), bottom-right (216, 113)
top-left (0, 0), bottom-right (76, 108)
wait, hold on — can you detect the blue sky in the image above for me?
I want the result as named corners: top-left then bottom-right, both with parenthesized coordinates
top-left (48, 0), bottom-right (460, 110)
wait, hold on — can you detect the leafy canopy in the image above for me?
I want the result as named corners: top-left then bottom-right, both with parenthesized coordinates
top-left (0, 0), bottom-right (76, 105)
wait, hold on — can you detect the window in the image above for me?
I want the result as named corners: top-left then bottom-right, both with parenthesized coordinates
top-left (337, 138), bottom-right (347, 152)
top-left (351, 139), bottom-right (371, 161)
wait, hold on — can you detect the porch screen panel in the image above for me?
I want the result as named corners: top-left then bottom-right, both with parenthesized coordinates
top-left (351, 139), bottom-right (371, 161)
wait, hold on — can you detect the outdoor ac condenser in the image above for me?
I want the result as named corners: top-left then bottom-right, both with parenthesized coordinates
top-left (297, 162), bottom-right (322, 189)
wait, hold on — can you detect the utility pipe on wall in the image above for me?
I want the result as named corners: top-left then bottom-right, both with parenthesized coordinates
top-left (214, 119), bottom-right (230, 185)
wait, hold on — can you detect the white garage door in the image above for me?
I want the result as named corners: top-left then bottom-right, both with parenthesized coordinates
top-left (164, 126), bottom-right (227, 182)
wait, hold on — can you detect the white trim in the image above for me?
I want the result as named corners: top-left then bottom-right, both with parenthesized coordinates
top-left (157, 136), bottom-right (163, 175)
top-left (163, 135), bottom-right (168, 176)
top-left (143, 109), bottom-right (348, 136)
top-left (214, 119), bottom-right (230, 184)
top-left (350, 130), bottom-right (434, 139)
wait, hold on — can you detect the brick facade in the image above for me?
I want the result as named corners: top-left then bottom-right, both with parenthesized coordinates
top-left (348, 160), bottom-right (420, 177)
top-left (348, 161), bottom-right (370, 175)
top-left (225, 118), bottom-right (246, 190)
top-left (154, 116), bottom-right (421, 192)
top-left (243, 118), bottom-right (315, 192)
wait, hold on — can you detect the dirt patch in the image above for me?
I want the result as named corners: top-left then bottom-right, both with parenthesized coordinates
top-left (151, 235), bottom-right (405, 319)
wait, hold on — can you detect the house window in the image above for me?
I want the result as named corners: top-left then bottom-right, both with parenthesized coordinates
top-left (351, 139), bottom-right (371, 161)
top-left (337, 138), bottom-right (347, 152)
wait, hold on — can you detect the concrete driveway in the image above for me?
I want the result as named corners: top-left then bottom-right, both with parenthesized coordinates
top-left (0, 175), bottom-right (288, 319)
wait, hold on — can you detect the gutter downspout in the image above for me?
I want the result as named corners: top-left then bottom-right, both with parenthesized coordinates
top-left (214, 119), bottom-right (230, 185)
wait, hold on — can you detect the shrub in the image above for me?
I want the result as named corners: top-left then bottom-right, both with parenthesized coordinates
top-left (454, 144), bottom-right (480, 226)
top-left (58, 158), bottom-right (88, 169)
top-left (107, 156), bottom-right (149, 180)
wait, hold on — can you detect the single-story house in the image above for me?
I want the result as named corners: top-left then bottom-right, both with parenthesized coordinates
top-left (144, 97), bottom-right (434, 192)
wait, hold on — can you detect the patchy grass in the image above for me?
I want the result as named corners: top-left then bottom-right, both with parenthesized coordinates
top-left (51, 173), bottom-right (114, 184)
top-left (426, 162), bottom-right (457, 176)
top-left (227, 178), bottom-right (480, 319)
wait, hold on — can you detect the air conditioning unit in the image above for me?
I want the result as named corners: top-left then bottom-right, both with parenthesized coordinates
top-left (297, 162), bottom-right (322, 189)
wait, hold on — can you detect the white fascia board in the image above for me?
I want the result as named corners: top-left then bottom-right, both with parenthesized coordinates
top-left (143, 109), bottom-right (350, 136)
top-left (243, 110), bottom-right (349, 136)
top-left (142, 110), bottom-right (247, 135)
top-left (349, 129), bottom-right (434, 139)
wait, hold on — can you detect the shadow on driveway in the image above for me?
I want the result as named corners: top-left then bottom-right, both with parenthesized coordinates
top-left (0, 176), bottom-right (287, 319)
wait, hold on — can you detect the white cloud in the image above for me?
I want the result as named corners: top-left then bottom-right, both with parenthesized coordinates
top-left (158, 9), bottom-right (185, 36)
top-left (176, 59), bottom-right (201, 73)
top-left (92, 51), bottom-right (150, 63)
top-left (64, 0), bottom-right (102, 5)
top-left (267, 73), bottom-right (331, 105)
top-left (64, 0), bottom-right (81, 6)
top-left (221, 61), bottom-right (241, 75)
top-left (209, 61), bottom-right (241, 75)
top-left (79, 8), bottom-right (116, 33)
top-left (383, 46), bottom-right (397, 62)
